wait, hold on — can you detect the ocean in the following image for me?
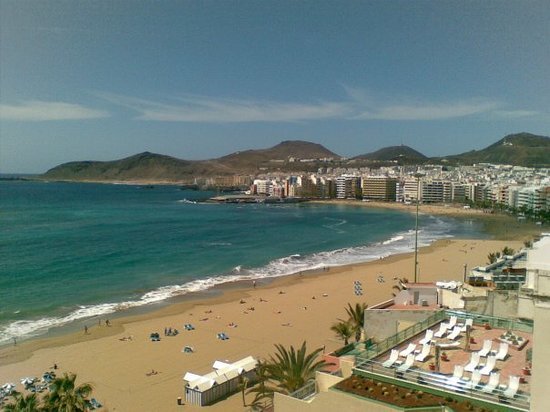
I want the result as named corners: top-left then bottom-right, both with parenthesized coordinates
top-left (0, 181), bottom-right (488, 345)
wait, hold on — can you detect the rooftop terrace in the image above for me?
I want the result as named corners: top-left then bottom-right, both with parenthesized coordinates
top-left (337, 310), bottom-right (533, 411)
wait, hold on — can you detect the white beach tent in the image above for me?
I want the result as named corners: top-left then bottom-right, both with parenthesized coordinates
top-left (184, 356), bottom-right (258, 406)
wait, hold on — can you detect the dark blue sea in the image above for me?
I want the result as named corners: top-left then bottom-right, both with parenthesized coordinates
top-left (0, 181), bottom-right (488, 344)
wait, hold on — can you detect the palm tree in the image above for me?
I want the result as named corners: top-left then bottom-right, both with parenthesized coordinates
top-left (487, 251), bottom-right (501, 264)
top-left (264, 341), bottom-right (332, 394)
top-left (345, 302), bottom-right (368, 342)
top-left (237, 375), bottom-right (249, 407)
top-left (44, 372), bottom-right (93, 412)
top-left (502, 246), bottom-right (515, 256)
top-left (2, 391), bottom-right (41, 412)
top-left (330, 320), bottom-right (353, 345)
top-left (246, 360), bottom-right (273, 410)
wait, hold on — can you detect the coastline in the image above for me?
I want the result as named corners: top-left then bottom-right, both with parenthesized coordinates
top-left (312, 199), bottom-right (540, 240)
top-left (0, 234), bottom-right (538, 411)
top-left (0, 203), bottom-right (534, 351)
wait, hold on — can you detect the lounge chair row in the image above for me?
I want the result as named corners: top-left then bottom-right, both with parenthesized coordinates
top-left (447, 367), bottom-right (520, 398)
top-left (383, 344), bottom-right (431, 370)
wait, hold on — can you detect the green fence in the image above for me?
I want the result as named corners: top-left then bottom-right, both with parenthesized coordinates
top-left (289, 380), bottom-right (316, 400)
top-left (354, 309), bottom-right (533, 363)
top-left (352, 360), bottom-right (530, 411)
top-left (357, 311), bottom-right (447, 362)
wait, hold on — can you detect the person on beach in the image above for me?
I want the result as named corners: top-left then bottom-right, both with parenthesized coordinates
top-left (106, 319), bottom-right (110, 326)
top-left (253, 280), bottom-right (256, 288)
top-left (84, 325), bottom-right (88, 334)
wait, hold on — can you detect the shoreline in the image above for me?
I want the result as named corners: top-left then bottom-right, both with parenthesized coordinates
top-left (0, 206), bottom-right (538, 354)
top-left (0, 237), bottom-right (537, 411)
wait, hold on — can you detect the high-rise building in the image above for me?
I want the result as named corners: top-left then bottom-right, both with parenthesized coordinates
top-left (362, 176), bottom-right (397, 201)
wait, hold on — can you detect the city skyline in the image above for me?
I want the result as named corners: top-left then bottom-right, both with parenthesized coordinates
top-left (1, 0), bottom-right (549, 173)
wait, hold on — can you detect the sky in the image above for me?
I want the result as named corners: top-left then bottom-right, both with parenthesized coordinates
top-left (1, 0), bottom-right (549, 173)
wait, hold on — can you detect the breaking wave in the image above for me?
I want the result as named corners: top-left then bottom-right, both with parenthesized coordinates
top-left (0, 216), bottom-right (453, 345)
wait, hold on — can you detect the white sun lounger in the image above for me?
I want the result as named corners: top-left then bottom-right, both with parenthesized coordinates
top-left (494, 342), bottom-right (509, 361)
top-left (481, 372), bottom-right (500, 393)
top-left (434, 323), bottom-right (450, 338)
top-left (479, 355), bottom-right (497, 375)
top-left (464, 352), bottom-right (480, 372)
top-left (503, 375), bottom-right (520, 398)
top-left (397, 354), bottom-right (415, 373)
top-left (478, 339), bottom-right (493, 357)
top-left (447, 315), bottom-right (458, 329)
top-left (467, 370), bottom-right (482, 389)
top-left (399, 343), bottom-right (416, 357)
top-left (460, 318), bottom-right (473, 332)
top-left (419, 329), bottom-right (434, 345)
top-left (415, 344), bottom-right (431, 362)
top-left (447, 365), bottom-right (464, 386)
top-left (382, 349), bottom-right (399, 368)
top-left (447, 326), bottom-right (461, 341)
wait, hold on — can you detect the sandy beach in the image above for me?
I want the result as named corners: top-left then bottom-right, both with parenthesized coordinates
top-left (0, 233), bottom-right (537, 411)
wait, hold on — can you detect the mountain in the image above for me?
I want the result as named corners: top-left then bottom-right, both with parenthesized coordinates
top-left (354, 145), bottom-right (428, 164)
top-left (437, 133), bottom-right (550, 167)
top-left (217, 140), bottom-right (339, 171)
top-left (43, 152), bottom-right (198, 181)
top-left (42, 141), bottom-right (340, 182)
top-left (42, 133), bottom-right (549, 182)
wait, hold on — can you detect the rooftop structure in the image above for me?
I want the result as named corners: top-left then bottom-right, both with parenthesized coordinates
top-left (276, 311), bottom-right (533, 411)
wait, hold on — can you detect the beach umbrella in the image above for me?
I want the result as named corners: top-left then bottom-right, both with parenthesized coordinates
top-left (20, 377), bottom-right (35, 386)
top-left (43, 371), bottom-right (55, 382)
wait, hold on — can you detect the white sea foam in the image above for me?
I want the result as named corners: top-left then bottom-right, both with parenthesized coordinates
top-left (0, 217), bottom-right (454, 345)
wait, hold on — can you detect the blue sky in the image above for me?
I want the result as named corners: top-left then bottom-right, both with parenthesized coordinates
top-left (1, 0), bottom-right (549, 173)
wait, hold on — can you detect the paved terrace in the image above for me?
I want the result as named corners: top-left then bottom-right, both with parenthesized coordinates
top-left (353, 312), bottom-right (532, 411)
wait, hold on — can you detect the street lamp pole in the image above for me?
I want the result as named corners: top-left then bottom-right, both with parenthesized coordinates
top-left (413, 173), bottom-right (423, 283)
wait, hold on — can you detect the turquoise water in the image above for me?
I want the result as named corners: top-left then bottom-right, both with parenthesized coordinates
top-left (0, 181), bottom-right (487, 344)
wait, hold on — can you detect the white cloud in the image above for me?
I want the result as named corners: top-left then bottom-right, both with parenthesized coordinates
top-left (96, 89), bottom-right (535, 124)
top-left (354, 100), bottom-right (501, 120)
top-left (97, 93), bottom-right (349, 122)
top-left (492, 110), bottom-right (539, 119)
top-left (0, 100), bottom-right (109, 121)
top-left (342, 86), bottom-right (501, 121)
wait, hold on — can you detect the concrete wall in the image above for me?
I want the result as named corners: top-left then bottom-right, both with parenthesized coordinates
top-left (366, 310), bottom-right (434, 341)
top-left (339, 356), bottom-right (355, 378)
top-left (315, 372), bottom-right (344, 392)
top-left (274, 388), bottom-right (398, 412)
top-left (463, 291), bottom-right (519, 318)
top-left (517, 294), bottom-right (535, 320)
top-left (463, 296), bottom-right (489, 313)
top-left (440, 289), bottom-right (465, 309)
top-left (394, 289), bottom-right (437, 306)
top-left (488, 290), bottom-right (519, 318)
top-left (530, 301), bottom-right (550, 412)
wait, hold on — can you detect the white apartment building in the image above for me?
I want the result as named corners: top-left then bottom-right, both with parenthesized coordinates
top-left (402, 177), bottom-right (422, 203)
top-left (335, 175), bottom-right (359, 199)
top-left (517, 186), bottom-right (546, 212)
top-left (253, 179), bottom-right (273, 196)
